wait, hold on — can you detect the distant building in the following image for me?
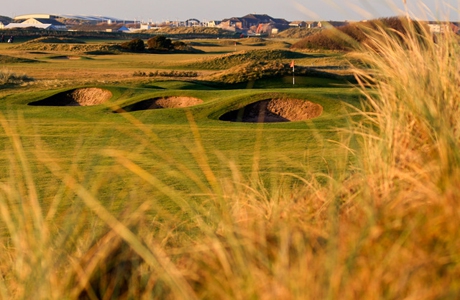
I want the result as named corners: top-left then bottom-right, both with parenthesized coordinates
top-left (140, 23), bottom-right (151, 30)
top-left (185, 19), bottom-right (201, 27)
top-left (207, 20), bottom-right (222, 27)
top-left (220, 17), bottom-right (244, 30)
top-left (13, 13), bottom-right (128, 25)
top-left (426, 21), bottom-right (460, 34)
top-left (125, 23), bottom-right (142, 31)
top-left (306, 21), bottom-right (320, 28)
top-left (255, 23), bottom-right (272, 35)
top-left (21, 18), bottom-right (67, 30)
top-left (0, 15), bottom-right (12, 27)
top-left (68, 23), bottom-right (130, 32)
top-left (4, 17), bottom-right (67, 31)
top-left (289, 21), bottom-right (307, 27)
top-left (14, 14), bottom-right (60, 21)
top-left (0, 22), bottom-right (4, 29)
top-left (220, 14), bottom-right (289, 33)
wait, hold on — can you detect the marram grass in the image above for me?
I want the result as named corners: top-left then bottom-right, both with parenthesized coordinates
top-left (1, 18), bottom-right (460, 300)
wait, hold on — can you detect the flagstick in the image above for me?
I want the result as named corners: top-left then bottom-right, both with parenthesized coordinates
top-left (292, 64), bottom-right (295, 86)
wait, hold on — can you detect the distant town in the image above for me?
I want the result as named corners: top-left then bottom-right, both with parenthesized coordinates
top-left (0, 13), bottom-right (458, 36)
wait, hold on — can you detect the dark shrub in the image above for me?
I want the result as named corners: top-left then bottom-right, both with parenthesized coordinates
top-left (147, 35), bottom-right (173, 51)
top-left (120, 38), bottom-right (145, 52)
top-left (172, 40), bottom-right (187, 50)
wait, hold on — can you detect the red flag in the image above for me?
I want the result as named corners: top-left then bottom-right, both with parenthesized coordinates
top-left (290, 60), bottom-right (295, 68)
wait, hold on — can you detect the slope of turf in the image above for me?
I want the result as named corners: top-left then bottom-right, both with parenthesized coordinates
top-left (0, 84), bottom-right (361, 205)
top-left (0, 54), bottom-right (43, 64)
top-left (182, 49), bottom-right (310, 70)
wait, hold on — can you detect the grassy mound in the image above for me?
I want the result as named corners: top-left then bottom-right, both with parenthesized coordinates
top-left (241, 37), bottom-right (266, 43)
top-left (23, 36), bottom-right (86, 44)
top-left (184, 49), bottom-right (308, 70)
top-left (141, 27), bottom-right (238, 38)
top-left (208, 61), bottom-right (286, 84)
top-left (11, 42), bottom-right (122, 53)
top-left (0, 54), bottom-right (42, 64)
top-left (239, 38), bottom-right (292, 48)
top-left (277, 27), bottom-right (324, 39)
top-left (213, 38), bottom-right (291, 48)
top-left (291, 16), bottom-right (428, 51)
top-left (208, 60), bottom-right (354, 85)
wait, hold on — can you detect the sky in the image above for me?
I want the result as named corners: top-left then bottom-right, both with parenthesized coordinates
top-left (2, 0), bottom-right (460, 22)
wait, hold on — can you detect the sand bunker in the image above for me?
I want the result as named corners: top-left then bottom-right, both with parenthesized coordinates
top-left (220, 98), bottom-right (323, 123)
top-left (49, 55), bottom-right (82, 60)
top-left (118, 96), bottom-right (203, 112)
top-left (29, 88), bottom-right (112, 106)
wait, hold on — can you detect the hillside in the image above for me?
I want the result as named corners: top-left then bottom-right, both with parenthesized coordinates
top-left (291, 16), bottom-right (428, 51)
top-left (183, 49), bottom-right (309, 70)
top-left (277, 27), bottom-right (324, 39)
top-left (139, 26), bottom-right (239, 38)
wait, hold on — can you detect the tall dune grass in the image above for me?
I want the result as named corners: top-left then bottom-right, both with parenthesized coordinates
top-left (0, 69), bottom-right (33, 86)
top-left (1, 15), bottom-right (460, 300)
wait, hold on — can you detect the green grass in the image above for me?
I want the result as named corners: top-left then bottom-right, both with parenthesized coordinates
top-left (181, 49), bottom-right (311, 70)
top-left (0, 85), bottom-right (360, 208)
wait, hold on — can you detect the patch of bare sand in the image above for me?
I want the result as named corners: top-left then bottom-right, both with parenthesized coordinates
top-left (220, 98), bottom-right (323, 123)
top-left (28, 88), bottom-right (112, 106)
top-left (68, 88), bottom-right (112, 106)
top-left (153, 96), bottom-right (203, 108)
top-left (50, 56), bottom-right (82, 60)
top-left (119, 96), bottom-right (203, 112)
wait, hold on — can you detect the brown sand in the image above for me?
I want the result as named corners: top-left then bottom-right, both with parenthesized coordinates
top-left (50, 56), bottom-right (82, 60)
top-left (67, 88), bottom-right (112, 106)
top-left (29, 88), bottom-right (112, 106)
top-left (119, 96), bottom-right (203, 112)
top-left (220, 98), bottom-right (323, 123)
top-left (151, 96), bottom-right (203, 108)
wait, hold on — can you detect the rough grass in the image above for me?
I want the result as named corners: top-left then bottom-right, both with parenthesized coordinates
top-left (141, 26), bottom-right (238, 38)
top-left (0, 69), bottom-right (34, 85)
top-left (23, 36), bottom-right (87, 44)
top-left (0, 55), bottom-right (42, 64)
top-left (277, 27), bottom-right (324, 39)
top-left (183, 49), bottom-right (309, 70)
top-left (205, 60), bottom-right (354, 85)
top-left (11, 42), bottom-right (122, 53)
top-left (291, 16), bottom-right (428, 51)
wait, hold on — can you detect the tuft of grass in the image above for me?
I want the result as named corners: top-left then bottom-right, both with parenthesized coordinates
top-left (0, 69), bottom-right (34, 86)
